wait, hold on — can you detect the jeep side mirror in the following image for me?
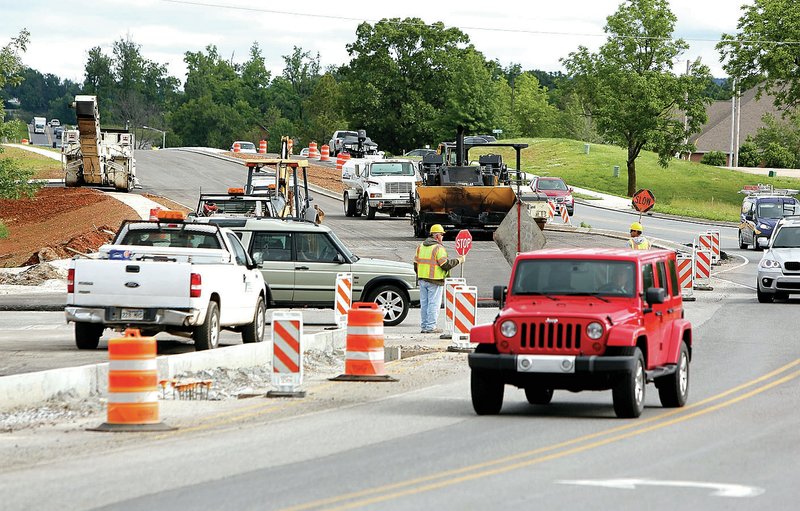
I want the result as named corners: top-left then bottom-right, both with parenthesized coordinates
top-left (493, 285), bottom-right (507, 307)
top-left (645, 287), bottom-right (666, 305)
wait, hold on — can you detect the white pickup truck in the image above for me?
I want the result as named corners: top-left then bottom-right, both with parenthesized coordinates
top-left (65, 214), bottom-right (267, 351)
top-left (341, 158), bottom-right (419, 219)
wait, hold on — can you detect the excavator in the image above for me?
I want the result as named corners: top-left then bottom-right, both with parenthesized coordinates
top-left (411, 126), bottom-right (530, 237)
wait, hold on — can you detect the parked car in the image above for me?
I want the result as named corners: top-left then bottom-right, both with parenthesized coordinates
top-left (756, 216), bottom-right (800, 302)
top-left (299, 147), bottom-right (310, 157)
top-left (200, 217), bottom-right (419, 326)
top-left (531, 176), bottom-right (575, 215)
top-left (739, 191), bottom-right (800, 250)
top-left (469, 248), bottom-right (692, 418)
top-left (231, 141), bottom-right (258, 154)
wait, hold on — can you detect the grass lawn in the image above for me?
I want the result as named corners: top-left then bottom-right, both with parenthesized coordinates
top-left (0, 146), bottom-right (63, 179)
top-left (471, 138), bottom-right (800, 222)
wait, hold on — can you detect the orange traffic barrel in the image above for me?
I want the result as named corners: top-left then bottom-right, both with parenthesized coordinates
top-left (336, 152), bottom-right (351, 172)
top-left (331, 303), bottom-right (397, 382)
top-left (308, 141), bottom-right (319, 159)
top-left (233, 142), bottom-right (241, 153)
top-left (287, 138), bottom-right (294, 155)
top-left (258, 140), bottom-right (267, 154)
top-left (21, 138), bottom-right (28, 144)
top-left (319, 144), bottom-right (330, 161)
top-left (89, 329), bottom-right (175, 432)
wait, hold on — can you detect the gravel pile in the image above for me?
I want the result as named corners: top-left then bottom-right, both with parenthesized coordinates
top-left (0, 263), bottom-right (67, 286)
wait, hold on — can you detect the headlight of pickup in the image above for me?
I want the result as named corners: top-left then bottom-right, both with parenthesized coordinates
top-left (500, 320), bottom-right (517, 338)
top-left (759, 258), bottom-right (781, 269)
top-left (586, 322), bottom-right (604, 339)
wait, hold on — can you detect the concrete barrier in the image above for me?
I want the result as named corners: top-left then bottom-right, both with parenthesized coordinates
top-left (0, 328), bottom-right (347, 412)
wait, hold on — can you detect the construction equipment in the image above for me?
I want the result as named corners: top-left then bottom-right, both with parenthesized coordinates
top-left (342, 158), bottom-right (418, 219)
top-left (410, 126), bottom-right (531, 237)
top-left (62, 95), bottom-right (137, 192)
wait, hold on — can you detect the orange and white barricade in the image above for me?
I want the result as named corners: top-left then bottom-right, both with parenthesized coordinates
top-left (693, 242), bottom-right (713, 291)
top-left (258, 140), bottom-right (267, 154)
top-left (90, 329), bottom-right (174, 432)
top-left (268, 310), bottom-right (305, 397)
top-left (308, 142), bottom-right (319, 159)
top-left (546, 201), bottom-right (557, 223)
top-left (320, 144), bottom-right (330, 161)
top-left (698, 233), bottom-right (714, 261)
top-left (448, 285), bottom-right (477, 352)
top-left (676, 252), bottom-right (695, 301)
top-left (331, 303), bottom-right (396, 382)
top-left (232, 142), bottom-right (241, 153)
top-left (560, 204), bottom-right (571, 225)
top-left (334, 272), bottom-right (353, 328)
top-left (707, 229), bottom-right (721, 264)
top-left (442, 277), bottom-right (466, 339)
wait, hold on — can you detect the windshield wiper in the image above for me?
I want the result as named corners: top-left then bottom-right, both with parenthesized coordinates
top-left (568, 292), bottom-right (610, 303)
top-left (515, 291), bottom-right (558, 301)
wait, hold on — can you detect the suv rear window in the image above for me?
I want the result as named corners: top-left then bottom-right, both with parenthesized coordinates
top-left (121, 230), bottom-right (220, 249)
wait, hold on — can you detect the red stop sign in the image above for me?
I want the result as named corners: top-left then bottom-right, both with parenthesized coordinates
top-left (455, 229), bottom-right (473, 256)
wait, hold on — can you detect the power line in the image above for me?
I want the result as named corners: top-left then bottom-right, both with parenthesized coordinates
top-left (161, 0), bottom-right (800, 46)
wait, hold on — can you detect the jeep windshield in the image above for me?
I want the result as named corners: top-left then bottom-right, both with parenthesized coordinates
top-left (512, 259), bottom-right (636, 297)
top-left (369, 162), bottom-right (415, 176)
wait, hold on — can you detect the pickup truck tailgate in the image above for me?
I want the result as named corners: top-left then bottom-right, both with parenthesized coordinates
top-left (71, 259), bottom-right (192, 307)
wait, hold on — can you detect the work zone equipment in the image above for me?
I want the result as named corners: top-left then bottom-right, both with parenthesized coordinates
top-left (258, 140), bottom-right (267, 154)
top-left (89, 329), bottom-right (175, 432)
top-left (334, 272), bottom-right (353, 328)
top-left (335, 152), bottom-right (351, 172)
top-left (268, 310), bottom-right (305, 398)
top-left (693, 240), bottom-right (713, 291)
top-left (320, 144), bottom-right (330, 161)
top-left (442, 277), bottom-right (466, 339)
top-left (331, 303), bottom-right (397, 382)
top-left (706, 229), bottom-right (721, 264)
top-left (448, 286), bottom-right (478, 352)
top-left (676, 252), bottom-right (695, 301)
top-left (309, 141), bottom-right (319, 159)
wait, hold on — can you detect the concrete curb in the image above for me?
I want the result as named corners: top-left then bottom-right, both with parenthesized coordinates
top-left (0, 328), bottom-right (346, 412)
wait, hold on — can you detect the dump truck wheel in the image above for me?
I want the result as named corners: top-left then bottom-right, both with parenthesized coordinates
top-left (366, 202), bottom-right (377, 219)
top-left (343, 192), bottom-right (357, 217)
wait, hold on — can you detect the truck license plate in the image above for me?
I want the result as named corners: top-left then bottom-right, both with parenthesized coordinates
top-left (120, 308), bottom-right (144, 321)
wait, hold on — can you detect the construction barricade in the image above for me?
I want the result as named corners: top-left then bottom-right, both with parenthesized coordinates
top-left (258, 140), bottom-right (267, 154)
top-left (320, 144), bottom-right (330, 161)
top-left (698, 233), bottom-right (714, 264)
top-left (546, 201), bottom-right (557, 223)
top-left (693, 243), bottom-right (714, 291)
top-left (560, 204), bottom-right (571, 225)
top-left (442, 277), bottom-right (466, 339)
top-left (676, 252), bottom-right (695, 301)
top-left (334, 272), bottom-right (353, 329)
top-left (308, 142), bottom-right (319, 159)
top-left (268, 310), bottom-right (305, 397)
top-left (707, 229), bottom-right (721, 264)
top-left (89, 329), bottom-right (175, 432)
top-left (448, 285), bottom-right (478, 352)
top-left (232, 142), bottom-right (241, 153)
top-left (331, 303), bottom-right (396, 382)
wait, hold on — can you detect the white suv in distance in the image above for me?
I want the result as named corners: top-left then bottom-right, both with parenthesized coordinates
top-left (230, 141), bottom-right (258, 154)
top-left (757, 216), bottom-right (800, 302)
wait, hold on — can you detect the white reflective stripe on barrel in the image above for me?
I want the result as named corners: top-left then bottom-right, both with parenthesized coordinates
top-left (107, 391), bottom-right (160, 403)
top-left (347, 325), bottom-right (384, 336)
top-left (345, 350), bottom-right (385, 361)
top-left (109, 359), bottom-right (158, 371)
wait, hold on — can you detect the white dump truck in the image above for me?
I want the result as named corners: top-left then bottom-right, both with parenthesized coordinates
top-left (62, 95), bottom-right (137, 192)
top-left (341, 158), bottom-right (419, 219)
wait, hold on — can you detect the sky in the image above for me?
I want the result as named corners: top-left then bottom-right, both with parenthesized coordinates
top-left (2, 0), bottom-right (749, 85)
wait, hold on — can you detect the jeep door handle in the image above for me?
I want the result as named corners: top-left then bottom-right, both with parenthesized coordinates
top-left (655, 311), bottom-right (663, 317)
top-left (295, 266), bottom-right (309, 270)
top-left (667, 308), bottom-right (674, 313)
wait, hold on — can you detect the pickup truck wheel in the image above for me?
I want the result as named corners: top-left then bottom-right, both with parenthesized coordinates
top-left (657, 341), bottom-right (689, 407)
top-left (366, 285), bottom-right (408, 326)
top-left (524, 387), bottom-right (554, 405)
top-left (366, 202), bottom-right (377, 219)
top-left (74, 322), bottom-right (104, 350)
top-left (471, 369), bottom-right (504, 415)
top-left (241, 297), bottom-right (266, 344)
top-left (757, 287), bottom-right (774, 303)
top-left (193, 301), bottom-right (220, 351)
top-left (612, 347), bottom-right (645, 418)
top-left (738, 230), bottom-right (747, 249)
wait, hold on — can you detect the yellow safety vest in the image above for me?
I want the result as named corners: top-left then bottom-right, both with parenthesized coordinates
top-left (415, 243), bottom-right (448, 280)
top-left (628, 237), bottom-right (651, 250)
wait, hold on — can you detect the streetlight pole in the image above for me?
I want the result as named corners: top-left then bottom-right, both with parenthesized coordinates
top-left (142, 125), bottom-right (166, 149)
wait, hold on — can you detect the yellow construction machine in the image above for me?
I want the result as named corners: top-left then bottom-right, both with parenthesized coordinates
top-left (411, 127), bottom-right (529, 237)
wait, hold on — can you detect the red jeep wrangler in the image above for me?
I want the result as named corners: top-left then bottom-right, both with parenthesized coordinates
top-left (468, 248), bottom-right (692, 418)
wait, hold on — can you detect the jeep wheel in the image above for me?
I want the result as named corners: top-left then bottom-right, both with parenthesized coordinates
top-left (471, 370), bottom-right (504, 415)
top-left (524, 387), bottom-right (554, 405)
top-left (193, 301), bottom-right (220, 351)
top-left (757, 287), bottom-right (774, 303)
top-left (657, 341), bottom-right (689, 407)
top-left (241, 296), bottom-right (266, 344)
top-left (612, 347), bottom-right (645, 418)
top-left (738, 230), bottom-right (747, 249)
top-left (75, 322), bottom-right (104, 350)
top-left (366, 285), bottom-right (408, 326)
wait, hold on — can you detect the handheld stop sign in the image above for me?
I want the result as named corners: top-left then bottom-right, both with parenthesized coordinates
top-left (455, 229), bottom-right (473, 256)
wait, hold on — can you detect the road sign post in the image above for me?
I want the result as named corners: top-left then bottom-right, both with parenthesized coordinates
top-left (455, 230), bottom-right (472, 278)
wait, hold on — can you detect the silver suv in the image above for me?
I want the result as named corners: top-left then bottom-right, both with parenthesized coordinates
top-left (757, 216), bottom-right (800, 302)
top-left (203, 217), bottom-right (419, 325)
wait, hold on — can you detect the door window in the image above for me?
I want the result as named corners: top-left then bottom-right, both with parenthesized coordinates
top-left (226, 233), bottom-right (248, 265)
top-left (656, 261), bottom-right (668, 292)
top-left (295, 232), bottom-right (340, 262)
top-left (251, 232), bottom-right (292, 262)
top-left (667, 259), bottom-right (680, 297)
top-left (642, 263), bottom-right (655, 291)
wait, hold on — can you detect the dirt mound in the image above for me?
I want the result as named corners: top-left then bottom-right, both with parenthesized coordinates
top-left (0, 263), bottom-right (68, 285)
top-left (22, 226), bottom-right (116, 266)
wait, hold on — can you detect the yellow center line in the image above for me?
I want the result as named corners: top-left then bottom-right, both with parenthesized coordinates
top-left (278, 358), bottom-right (800, 511)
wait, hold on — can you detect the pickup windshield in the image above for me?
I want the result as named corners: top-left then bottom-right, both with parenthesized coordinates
top-left (512, 259), bottom-right (636, 297)
top-left (369, 162), bottom-right (415, 176)
top-left (120, 229), bottom-right (221, 249)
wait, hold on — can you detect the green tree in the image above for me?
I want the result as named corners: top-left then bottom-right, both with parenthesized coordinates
top-left (700, 151), bottom-right (727, 166)
top-left (511, 72), bottom-right (559, 137)
top-left (738, 141), bottom-right (760, 167)
top-left (762, 142), bottom-right (796, 168)
top-left (1, 29), bottom-right (40, 201)
top-left (752, 113), bottom-right (800, 161)
top-left (303, 73), bottom-right (347, 146)
top-left (437, 49), bottom-right (498, 137)
top-left (562, 0), bottom-right (712, 196)
top-left (718, 0), bottom-right (800, 109)
top-left (281, 46), bottom-right (320, 134)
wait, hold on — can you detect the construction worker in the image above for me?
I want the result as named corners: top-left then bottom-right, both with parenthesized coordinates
top-left (414, 224), bottom-right (465, 334)
top-left (629, 222), bottom-right (651, 249)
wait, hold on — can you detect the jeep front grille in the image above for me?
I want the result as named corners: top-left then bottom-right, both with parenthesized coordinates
top-left (385, 182), bottom-right (412, 194)
top-left (519, 321), bottom-right (582, 353)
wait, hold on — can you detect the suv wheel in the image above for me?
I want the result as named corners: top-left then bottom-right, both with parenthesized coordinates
top-left (75, 322), bottom-right (104, 350)
top-left (241, 296), bottom-right (266, 344)
top-left (757, 287), bottom-right (774, 303)
top-left (612, 347), bottom-right (645, 418)
top-left (657, 341), bottom-right (689, 407)
top-left (366, 285), bottom-right (408, 326)
top-left (524, 387), bottom-right (554, 405)
top-left (471, 369), bottom-right (504, 415)
top-left (193, 301), bottom-right (220, 350)
top-left (738, 230), bottom-right (747, 249)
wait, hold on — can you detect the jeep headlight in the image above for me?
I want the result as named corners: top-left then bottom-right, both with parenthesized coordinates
top-left (760, 258), bottom-right (781, 269)
top-left (586, 322), bottom-right (604, 340)
top-left (500, 320), bottom-right (517, 338)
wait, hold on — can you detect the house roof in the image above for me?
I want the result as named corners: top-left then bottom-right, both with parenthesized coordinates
top-left (690, 87), bottom-right (783, 154)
